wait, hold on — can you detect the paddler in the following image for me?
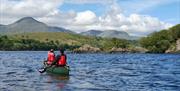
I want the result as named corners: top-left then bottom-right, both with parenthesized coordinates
top-left (39, 48), bottom-right (68, 73)
top-left (45, 49), bottom-right (56, 65)
top-left (55, 49), bottom-right (67, 67)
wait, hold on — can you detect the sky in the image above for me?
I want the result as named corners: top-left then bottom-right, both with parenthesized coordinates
top-left (0, 0), bottom-right (179, 36)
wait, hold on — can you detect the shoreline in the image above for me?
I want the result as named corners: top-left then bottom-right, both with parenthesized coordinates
top-left (0, 50), bottom-right (179, 54)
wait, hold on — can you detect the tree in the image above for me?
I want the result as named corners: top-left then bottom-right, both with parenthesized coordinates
top-left (139, 24), bottom-right (179, 53)
top-left (111, 38), bottom-right (129, 48)
top-left (169, 24), bottom-right (180, 40)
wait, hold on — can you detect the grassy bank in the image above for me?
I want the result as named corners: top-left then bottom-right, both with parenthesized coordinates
top-left (0, 32), bottom-right (135, 51)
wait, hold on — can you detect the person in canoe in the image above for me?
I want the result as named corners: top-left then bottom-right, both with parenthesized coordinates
top-left (44, 49), bottom-right (56, 65)
top-left (39, 49), bottom-right (68, 73)
top-left (55, 49), bottom-right (67, 67)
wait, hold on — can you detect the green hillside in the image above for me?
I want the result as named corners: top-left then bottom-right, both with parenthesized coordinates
top-left (139, 24), bottom-right (180, 53)
top-left (0, 32), bottom-right (133, 51)
top-left (1, 24), bottom-right (179, 53)
top-left (10, 32), bottom-right (113, 48)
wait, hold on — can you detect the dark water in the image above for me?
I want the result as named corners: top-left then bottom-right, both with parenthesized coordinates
top-left (0, 51), bottom-right (180, 91)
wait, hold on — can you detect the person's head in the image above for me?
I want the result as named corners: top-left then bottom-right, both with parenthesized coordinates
top-left (60, 48), bottom-right (64, 54)
top-left (50, 49), bottom-right (54, 52)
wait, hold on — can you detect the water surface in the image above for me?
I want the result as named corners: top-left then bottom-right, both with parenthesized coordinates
top-left (0, 51), bottom-right (180, 91)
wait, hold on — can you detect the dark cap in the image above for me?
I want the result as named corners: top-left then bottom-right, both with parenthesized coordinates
top-left (60, 48), bottom-right (64, 53)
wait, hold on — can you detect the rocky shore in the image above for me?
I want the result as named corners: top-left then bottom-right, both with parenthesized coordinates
top-left (73, 44), bottom-right (101, 53)
top-left (165, 39), bottom-right (180, 53)
top-left (73, 44), bottom-right (148, 53)
top-left (73, 39), bottom-right (180, 54)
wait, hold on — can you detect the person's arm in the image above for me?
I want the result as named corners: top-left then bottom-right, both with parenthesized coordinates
top-left (55, 55), bottom-right (60, 61)
top-left (53, 52), bottom-right (56, 59)
top-left (65, 54), bottom-right (67, 65)
top-left (51, 55), bottom-right (60, 65)
top-left (65, 55), bottom-right (67, 61)
top-left (47, 51), bottom-right (50, 61)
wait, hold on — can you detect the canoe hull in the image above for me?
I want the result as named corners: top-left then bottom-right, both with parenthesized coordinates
top-left (46, 66), bottom-right (69, 75)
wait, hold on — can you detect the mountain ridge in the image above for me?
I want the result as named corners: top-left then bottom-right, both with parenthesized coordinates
top-left (80, 30), bottom-right (139, 40)
top-left (0, 17), bottom-right (139, 40)
top-left (80, 30), bottom-right (103, 36)
top-left (0, 17), bottom-right (73, 34)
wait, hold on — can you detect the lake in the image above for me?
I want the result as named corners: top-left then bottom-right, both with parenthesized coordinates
top-left (0, 51), bottom-right (180, 91)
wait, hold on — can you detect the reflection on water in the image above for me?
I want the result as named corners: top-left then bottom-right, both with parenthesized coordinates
top-left (0, 51), bottom-right (180, 91)
top-left (49, 75), bottom-right (70, 80)
top-left (47, 74), bottom-right (70, 90)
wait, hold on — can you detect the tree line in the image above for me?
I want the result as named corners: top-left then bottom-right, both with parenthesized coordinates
top-left (0, 35), bottom-right (79, 51)
top-left (0, 34), bottom-right (133, 51)
top-left (139, 24), bottom-right (180, 53)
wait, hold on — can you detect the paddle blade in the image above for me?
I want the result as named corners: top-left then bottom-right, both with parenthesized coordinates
top-left (38, 68), bottom-right (46, 73)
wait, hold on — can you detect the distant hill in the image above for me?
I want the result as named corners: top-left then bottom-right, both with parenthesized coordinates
top-left (0, 17), bottom-right (73, 34)
top-left (80, 30), bottom-right (103, 36)
top-left (80, 30), bottom-right (139, 40)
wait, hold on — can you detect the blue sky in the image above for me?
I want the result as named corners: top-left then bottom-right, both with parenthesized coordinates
top-left (60, 0), bottom-right (180, 24)
top-left (60, 3), bottom-right (107, 16)
top-left (140, 1), bottom-right (180, 24)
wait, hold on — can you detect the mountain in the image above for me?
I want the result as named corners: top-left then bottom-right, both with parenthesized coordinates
top-left (98, 30), bottom-right (129, 38)
top-left (0, 24), bottom-right (7, 33)
top-left (80, 30), bottom-right (139, 40)
top-left (0, 17), bottom-right (139, 40)
top-left (0, 17), bottom-right (73, 34)
top-left (80, 30), bottom-right (103, 36)
top-left (48, 26), bottom-right (73, 33)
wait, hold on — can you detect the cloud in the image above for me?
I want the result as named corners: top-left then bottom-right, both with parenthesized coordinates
top-left (1, 0), bottom-right (55, 16)
top-left (64, 0), bottom-right (115, 5)
top-left (67, 3), bottom-right (172, 35)
top-left (0, 0), bottom-right (174, 36)
top-left (84, 13), bottom-right (172, 36)
top-left (0, 0), bottom-right (63, 23)
top-left (38, 11), bottom-right (76, 27)
top-left (123, 14), bottom-right (172, 36)
top-left (74, 10), bottom-right (97, 25)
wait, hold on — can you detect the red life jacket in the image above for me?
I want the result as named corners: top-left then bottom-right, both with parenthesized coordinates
top-left (47, 51), bottom-right (55, 65)
top-left (58, 55), bottom-right (66, 66)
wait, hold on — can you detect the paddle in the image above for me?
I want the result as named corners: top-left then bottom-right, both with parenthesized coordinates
top-left (38, 68), bottom-right (46, 73)
top-left (39, 64), bottom-right (54, 73)
top-left (39, 60), bottom-right (56, 73)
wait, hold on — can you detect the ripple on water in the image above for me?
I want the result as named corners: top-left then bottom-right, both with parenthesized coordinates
top-left (2, 78), bottom-right (27, 83)
top-left (26, 68), bottom-right (34, 73)
top-left (5, 71), bottom-right (16, 75)
top-left (0, 52), bottom-right (180, 91)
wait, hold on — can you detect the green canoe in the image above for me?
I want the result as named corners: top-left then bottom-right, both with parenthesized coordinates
top-left (46, 66), bottom-right (70, 75)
